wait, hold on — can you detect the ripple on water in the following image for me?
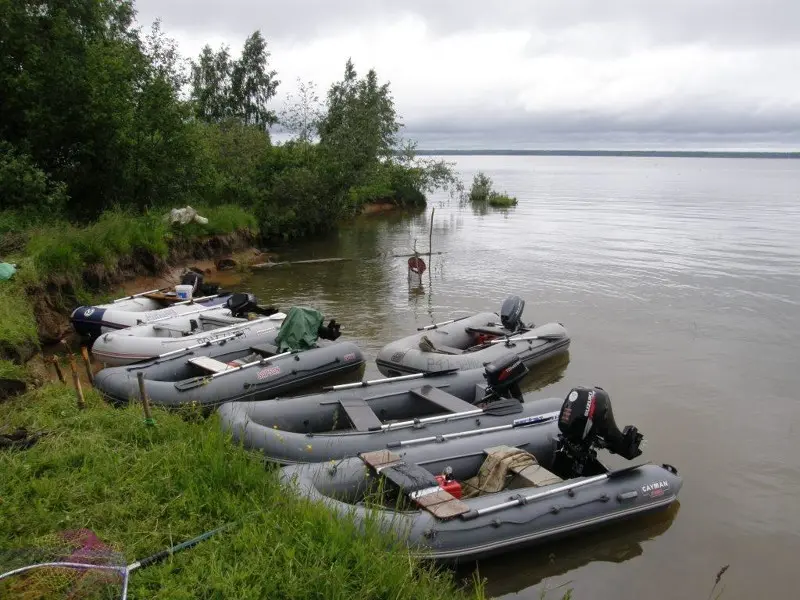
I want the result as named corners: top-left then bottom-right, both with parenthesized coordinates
top-left (245, 155), bottom-right (800, 600)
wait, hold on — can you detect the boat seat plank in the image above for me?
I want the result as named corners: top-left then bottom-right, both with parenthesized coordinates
top-left (188, 356), bottom-right (232, 373)
top-left (340, 397), bottom-right (383, 431)
top-left (483, 444), bottom-right (563, 488)
top-left (359, 449), bottom-right (402, 471)
top-left (380, 462), bottom-right (440, 494)
top-left (409, 385), bottom-right (477, 414)
top-left (413, 489), bottom-right (471, 520)
top-left (369, 458), bottom-right (472, 520)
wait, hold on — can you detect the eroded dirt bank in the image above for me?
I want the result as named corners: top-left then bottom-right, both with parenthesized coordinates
top-left (30, 231), bottom-right (269, 349)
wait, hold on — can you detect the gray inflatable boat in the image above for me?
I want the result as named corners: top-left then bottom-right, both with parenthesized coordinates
top-left (218, 354), bottom-right (566, 464)
top-left (375, 296), bottom-right (570, 376)
top-left (94, 335), bottom-right (365, 409)
top-left (278, 386), bottom-right (681, 563)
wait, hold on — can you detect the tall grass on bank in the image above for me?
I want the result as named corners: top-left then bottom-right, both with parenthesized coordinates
top-left (0, 358), bottom-right (26, 381)
top-left (0, 386), bottom-right (477, 599)
top-left (169, 204), bottom-right (259, 239)
top-left (22, 205), bottom-right (257, 279)
top-left (0, 279), bottom-right (39, 359)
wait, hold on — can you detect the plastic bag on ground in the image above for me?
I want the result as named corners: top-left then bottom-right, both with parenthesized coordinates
top-left (165, 206), bottom-right (209, 226)
top-left (0, 262), bottom-right (16, 281)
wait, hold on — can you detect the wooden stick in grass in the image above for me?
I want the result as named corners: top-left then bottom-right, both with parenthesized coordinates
top-left (50, 355), bottom-right (66, 384)
top-left (137, 371), bottom-right (154, 424)
top-left (80, 346), bottom-right (94, 385)
top-left (67, 353), bottom-right (85, 409)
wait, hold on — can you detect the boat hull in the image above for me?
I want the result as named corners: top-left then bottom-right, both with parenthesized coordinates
top-left (90, 311), bottom-right (285, 366)
top-left (218, 386), bottom-right (568, 464)
top-left (376, 313), bottom-right (570, 376)
top-left (279, 427), bottom-right (682, 563)
top-left (93, 338), bottom-right (366, 409)
top-left (70, 294), bottom-right (231, 338)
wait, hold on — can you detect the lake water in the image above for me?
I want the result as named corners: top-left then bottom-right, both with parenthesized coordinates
top-left (242, 155), bottom-right (800, 599)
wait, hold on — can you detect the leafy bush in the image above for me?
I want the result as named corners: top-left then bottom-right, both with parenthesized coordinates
top-left (467, 171), bottom-right (518, 208)
top-left (0, 143), bottom-right (67, 222)
top-left (257, 166), bottom-right (334, 241)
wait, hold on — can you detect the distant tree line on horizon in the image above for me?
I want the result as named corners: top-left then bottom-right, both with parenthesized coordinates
top-left (0, 0), bottom-right (458, 242)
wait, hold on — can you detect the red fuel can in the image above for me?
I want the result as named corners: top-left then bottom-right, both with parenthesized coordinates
top-left (435, 474), bottom-right (462, 499)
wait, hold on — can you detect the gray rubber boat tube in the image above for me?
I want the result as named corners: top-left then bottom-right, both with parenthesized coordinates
top-left (217, 385), bottom-right (574, 464)
top-left (278, 430), bottom-right (682, 563)
top-left (91, 312), bottom-right (285, 366)
top-left (94, 339), bottom-right (366, 408)
top-left (375, 313), bottom-right (571, 376)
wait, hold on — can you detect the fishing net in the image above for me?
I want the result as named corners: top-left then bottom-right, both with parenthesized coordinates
top-left (0, 529), bottom-right (126, 600)
top-left (1, 522), bottom-right (232, 600)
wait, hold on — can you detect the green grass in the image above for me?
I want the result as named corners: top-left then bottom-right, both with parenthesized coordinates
top-left (486, 194), bottom-right (518, 208)
top-left (0, 279), bottom-right (39, 359)
top-left (22, 205), bottom-right (256, 280)
top-left (169, 204), bottom-right (259, 239)
top-left (0, 385), bottom-right (478, 599)
top-left (0, 358), bottom-right (26, 381)
top-left (24, 210), bottom-right (170, 278)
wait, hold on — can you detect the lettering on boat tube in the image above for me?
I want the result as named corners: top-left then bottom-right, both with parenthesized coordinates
top-left (256, 366), bottom-right (281, 380)
top-left (641, 480), bottom-right (670, 498)
top-left (512, 413), bottom-right (559, 427)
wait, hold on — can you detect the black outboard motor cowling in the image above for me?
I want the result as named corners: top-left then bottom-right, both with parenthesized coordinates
top-left (225, 292), bottom-right (258, 317)
top-left (482, 353), bottom-right (528, 401)
top-left (180, 270), bottom-right (204, 294)
top-left (500, 295), bottom-right (526, 332)
top-left (557, 386), bottom-right (643, 460)
top-left (318, 319), bottom-right (342, 341)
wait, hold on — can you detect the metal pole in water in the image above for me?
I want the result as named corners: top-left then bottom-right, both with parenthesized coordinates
top-left (428, 207), bottom-right (435, 255)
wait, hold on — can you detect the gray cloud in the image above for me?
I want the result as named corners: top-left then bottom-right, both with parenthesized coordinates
top-left (132, 0), bottom-right (800, 149)
top-left (133, 0), bottom-right (800, 47)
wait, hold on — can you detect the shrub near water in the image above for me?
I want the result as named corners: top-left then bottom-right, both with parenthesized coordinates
top-left (467, 172), bottom-right (518, 208)
top-left (0, 386), bottom-right (476, 599)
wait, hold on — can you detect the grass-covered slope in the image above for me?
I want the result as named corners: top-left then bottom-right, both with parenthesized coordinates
top-left (0, 385), bottom-right (479, 599)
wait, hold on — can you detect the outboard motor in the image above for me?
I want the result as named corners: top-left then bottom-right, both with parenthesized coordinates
top-left (500, 295), bottom-right (527, 332)
top-left (180, 270), bottom-right (205, 294)
top-left (318, 319), bottom-right (342, 341)
top-left (224, 293), bottom-right (280, 318)
top-left (225, 292), bottom-right (257, 317)
top-left (552, 386), bottom-right (643, 477)
top-left (481, 353), bottom-right (529, 402)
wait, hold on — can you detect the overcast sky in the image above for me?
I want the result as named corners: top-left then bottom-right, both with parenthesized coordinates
top-left (133, 0), bottom-right (800, 150)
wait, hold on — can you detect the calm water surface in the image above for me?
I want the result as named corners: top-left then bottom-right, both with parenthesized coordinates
top-left (242, 156), bottom-right (800, 599)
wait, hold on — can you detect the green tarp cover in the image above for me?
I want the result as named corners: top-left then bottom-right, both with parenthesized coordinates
top-left (0, 263), bottom-right (16, 281)
top-left (275, 306), bottom-right (324, 352)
